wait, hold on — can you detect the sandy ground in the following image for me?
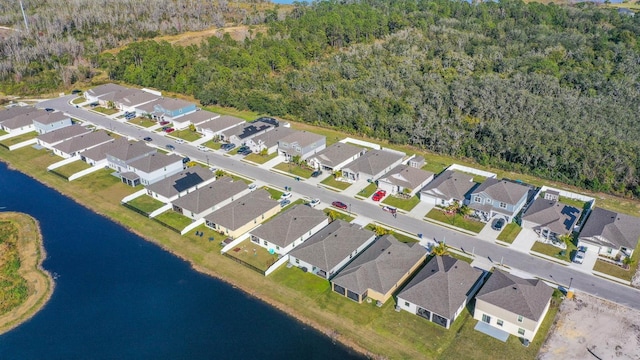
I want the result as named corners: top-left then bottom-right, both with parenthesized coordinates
top-left (539, 292), bottom-right (640, 360)
top-left (0, 212), bottom-right (54, 335)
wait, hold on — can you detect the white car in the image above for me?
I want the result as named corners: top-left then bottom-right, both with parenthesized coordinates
top-left (196, 145), bottom-right (209, 152)
top-left (175, 139), bottom-right (185, 144)
top-left (573, 247), bottom-right (587, 264)
top-left (280, 192), bottom-right (291, 200)
top-left (248, 184), bottom-right (257, 191)
top-left (308, 199), bottom-right (320, 208)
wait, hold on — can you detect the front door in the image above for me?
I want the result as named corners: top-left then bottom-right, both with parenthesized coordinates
top-left (482, 314), bottom-right (491, 324)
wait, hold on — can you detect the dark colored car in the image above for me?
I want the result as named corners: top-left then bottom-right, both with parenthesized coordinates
top-left (143, 137), bottom-right (153, 142)
top-left (492, 218), bottom-right (506, 231)
top-left (182, 157), bottom-right (191, 164)
top-left (311, 170), bottom-right (323, 178)
top-left (332, 201), bottom-right (348, 210)
top-left (71, 89), bottom-right (82, 94)
top-left (223, 144), bottom-right (236, 151)
top-left (280, 199), bottom-right (291, 208)
top-left (239, 149), bottom-right (252, 155)
top-left (45, 108), bottom-right (55, 112)
top-left (159, 121), bottom-right (170, 126)
top-left (165, 144), bottom-right (175, 151)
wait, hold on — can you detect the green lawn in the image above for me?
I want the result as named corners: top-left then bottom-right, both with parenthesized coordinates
top-left (421, 160), bottom-right (449, 174)
top-left (244, 152), bottom-right (278, 164)
top-left (358, 183), bottom-right (378, 198)
top-left (128, 117), bottom-right (156, 128)
top-left (263, 186), bottom-right (284, 200)
top-left (496, 223), bottom-right (522, 244)
top-left (364, 224), bottom-right (419, 244)
top-left (273, 162), bottom-right (314, 179)
top-left (153, 210), bottom-right (193, 231)
top-left (0, 132), bottom-right (37, 147)
top-left (201, 140), bottom-right (221, 150)
top-left (593, 248), bottom-right (639, 281)
top-left (321, 176), bottom-right (352, 190)
top-left (170, 129), bottom-right (201, 142)
top-left (530, 241), bottom-right (576, 263)
top-left (71, 97), bottom-right (85, 104)
top-left (324, 209), bottom-right (355, 223)
top-left (93, 106), bottom-right (118, 115)
top-left (425, 209), bottom-right (486, 233)
top-left (288, 123), bottom-right (344, 146)
top-left (51, 160), bottom-right (91, 179)
top-left (382, 194), bottom-right (421, 211)
top-left (0, 129), bottom-right (8, 136)
top-left (126, 195), bottom-right (165, 215)
top-left (225, 239), bottom-right (279, 271)
top-left (447, 251), bottom-right (473, 264)
top-left (202, 105), bottom-right (259, 122)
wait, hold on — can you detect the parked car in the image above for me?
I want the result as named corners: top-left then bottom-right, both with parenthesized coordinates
top-left (332, 201), bottom-right (348, 210)
top-left (71, 89), bottom-right (82, 94)
top-left (165, 144), bottom-right (176, 151)
top-left (143, 137), bottom-right (153, 142)
top-left (159, 121), bottom-right (170, 126)
top-left (308, 199), bottom-right (321, 208)
top-left (222, 143), bottom-right (236, 151)
top-left (573, 246), bottom-right (587, 264)
top-left (175, 139), bottom-right (185, 144)
top-left (372, 190), bottom-right (387, 202)
top-left (280, 192), bottom-right (292, 200)
top-left (182, 157), bottom-right (191, 164)
top-left (311, 170), bottom-right (323, 178)
top-left (382, 206), bottom-right (397, 214)
top-left (45, 108), bottom-right (55, 112)
top-left (196, 145), bottom-right (209, 152)
top-left (248, 184), bottom-right (257, 191)
top-left (492, 218), bottom-right (506, 231)
top-left (280, 199), bottom-right (291, 208)
top-left (239, 149), bottom-right (252, 156)
top-left (165, 128), bottom-right (175, 133)
top-left (237, 146), bottom-right (249, 152)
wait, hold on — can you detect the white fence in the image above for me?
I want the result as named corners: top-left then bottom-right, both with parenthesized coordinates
top-left (121, 188), bottom-right (148, 204)
top-left (149, 204), bottom-right (172, 218)
top-left (68, 165), bottom-right (106, 181)
top-left (265, 254), bottom-right (290, 276)
top-left (339, 137), bottom-right (382, 150)
top-left (47, 155), bottom-right (81, 171)
top-left (220, 232), bottom-right (251, 254)
top-left (538, 186), bottom-right (595, 205)
top-left (181, 218), bottom-right (205, 235)
top-left (446, 164), bottom-right (497, 179)
top-left (7, 138), bottom-right (37, 151)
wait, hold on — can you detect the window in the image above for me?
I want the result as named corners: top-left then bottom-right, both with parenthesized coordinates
top-left (517, 315), bottom-right (523, 323)
top-left (474, 196), bottom-right (481, 203)
top-left (482, 314), bottom-right (491, 324)
top-left (405, 301), bottom-right (410, 307)
top-left (499, 202), bottom-right (507, 209)
top-left (295, 258), bottom-right (299, 264)
top-left (263, 240), bottom-right (267, 246)
top-left (518, 328), bottom-right (525, 336)
top-left (276, 246), bottom-right (280, 251)
top-left (497, 319), bottom-right (503, 327)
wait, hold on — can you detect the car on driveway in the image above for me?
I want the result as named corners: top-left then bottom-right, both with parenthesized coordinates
top-left (332, 201), bottom-right (348, 210)
top-left (165, 128), bottom-right (175, 133)
top-left (239, 149), bottom-right (252, 156)
top-left (222, 143), bottom-right (236, 152)
top-left (280, 199), bottom-right (291, 207)
top-left (491, 218), bottom-right (506, 231)
top-left (573, 246), bottom-right (587, 264)
top-left (280, 192), bottom-right (292, 200)
top-left (165, 144), bottom-right (175, 151)
top-left (308, 199), bottom-right (321, 208)
top-left (311, 170), bottom-right (323, 178)
top-left (143, 137), bottom-right (153, 142)
top-left (249, 184), bottom-right (257, 191)
top-left (159, 121), bottom-right (170, 126)
top-left (372, 190), bottom-right (387, 202)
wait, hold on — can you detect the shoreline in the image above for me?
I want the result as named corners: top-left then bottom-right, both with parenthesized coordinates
top-left (0, 161), bottom-right (372, 357)
top-left (0, 212), bottom-right (55, 336)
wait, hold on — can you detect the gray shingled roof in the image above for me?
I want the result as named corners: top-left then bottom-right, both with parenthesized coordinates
top-left (420, 170), bottom-right (475, 201)
top-left (32, 112), bottom-right (70, 126)
top-left (128, 153), bottom-right (182, 173)
top-left (522, 198), bottom-right (582, 235)
top-left (0, 106), bottom-right (33, 122)
top-left (1, 109), bottom-right (47, 129)
top-left (475, 270), bottom-right (553, 322)
top-left (472, 178), bottom-right (529, 205)
top-left (289, 220), bottom-right (376, 275)
top-left (86, 84), bottom-right (129, 98)
top-left (171, 176), bottom-right (247, 213)
top-left (175, 110), bottom-right (219, 125)
top-left (251, 127), bottom-right (296, 148)
top-left (251, 204), bottom-right (328, 248)
top-left (198, 115), bottom-right (245, 133)
top-left (106, 140), bottom-right (155, 162)
top-left (579, 207), bottom-right (640, 250)
top-left (223, 121), bottom-right (272, 140)
top-left (279, 130), bottom-right (325, 148)
top-left (309, 142), bottom-right (364, 168)
top-left (378, 164), bottom-right (434, 191)
top-left (331, 234), bottom-right (427, 296)
top-left (145, 166), bottom-right (214, 199)
top-left (154, 97), bottom-right (194, 111)
top-left (115, 89), bottom-right (159, 107)
top-left (204, 189), bottom-right (279, 231)
top-left (79, 137), bottom-right (129, 162)
top-left (398, 256), bottom-right (483, 320)
top-left (342, 149), bottom-right (405, 177)
top-left (52, 131), bottom-right (113, 155)
top-left (37, 125), bottom-right (92, 144)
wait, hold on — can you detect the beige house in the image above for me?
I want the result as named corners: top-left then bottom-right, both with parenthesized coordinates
top-left (204, 189), bottom-right (280, 239)
top-left (473, 270), bottom-right (554, 342)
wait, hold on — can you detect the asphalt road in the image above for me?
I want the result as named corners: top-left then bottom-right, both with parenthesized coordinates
top-left (39, 95), bottom-right (640, 310)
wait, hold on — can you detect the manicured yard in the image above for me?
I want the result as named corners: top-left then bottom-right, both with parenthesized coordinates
top-left (50, 160), bottom-right (91, 179)
top-left (202, 105), bottom-right (258, 122)
top-left (382, 194), bottom-right (421, 211)
top-left (263, 186), bottom-right (283, 200)
top-left (170, 129), bottom-right (201, 142)
top-left (593, 249), bottom-right (639, 281)
top-left (153, 210), bottom-right (193, 231)
top-left (357, 183), bottom-right (378, 198)
top-left (321, 176), bottom-right (352, 190)
top-left (421, 160), bottom-right (449, 174)
top-left (128, 117), bottom-right (157, 128)
top-left (201, 140), bottom-right (221, 150)
top-left (288, 122), bottom-right (345, 146)
top-left (364, 224), bottom-right (419, 244)
top-left (530, 241), bottom-right (576, 263)
top-left (225, 239), bottom-right (279, 272)
top-left (71, 97), bottom-right (85, 104)
top-left (126, 195), bottom-right (165, 215)
top-left (244, 152), bottom-right (278, 164)
top-left (425, 209), bottom-right (486, 233)
top-left (93, 106), bottom-right (118, 115)
top-left (0, 129), bottom-right (7, 136)
top-left (0, 132), bottom-right (37, 147)
top-left (324, 209), bottom-right (355, 223)
top-left (273, 162), bottom-right (314, 179)
top-left (496, 223), bottom-right (522, 244)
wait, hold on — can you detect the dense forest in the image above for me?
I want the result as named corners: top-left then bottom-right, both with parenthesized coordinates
top-left (3, 0), bottom-right (640, 197)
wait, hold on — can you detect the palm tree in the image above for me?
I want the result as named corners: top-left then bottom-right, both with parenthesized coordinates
top-left (457, 204), bottom-right (473, 219)
top-left (558, 234), bottom-right (574, 249)
top-left (622, 256), bottom-right (635, 270)
top-left (214, 169), bottom-right (226, 178)
top-left (327, 210), bottom-right (339, 222)
top-left (373, 224), bottom-right (390, 236)
top-left (431, 242), bottom-right (449, 257)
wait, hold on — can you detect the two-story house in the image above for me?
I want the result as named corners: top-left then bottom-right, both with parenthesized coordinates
top-left (245, 127), bottom-right (296, 155)
top-left (196, 115), bottom-right (245, 139)
top-left (32, 112), bottom-right (72, 134)
top-left (125, 153), bottom-right (184, 186)
top-left (468, 179), bottom-right (530, 222)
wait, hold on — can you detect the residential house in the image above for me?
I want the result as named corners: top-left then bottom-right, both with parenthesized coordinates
top-left (51, 131), bottom-right (113, 159)
top-left (113, 89), bottom-right (160, 113)
top-left (106, 140), bottom-right (156, 173)
top-left (37, 125), bottom-right (92, 149)
top-left (331, 234), bottom-right (426, 304)
top-left (277, 131), bottom-right (326, 161)
top-left (0, 106), bottom-right (33, 124)
top-left (306, 142), bottom-right (365, 172)
top-left (136, 97), bottom-right (196, 121)
top-left (171, 176), bottom-right (249, 220)
top-left (125, 153), bottom-right (184, 186)
top-left (397, 256), bottom-right (485, 329)
top-left (171, 110), bottom-right (220, 131)
top-left (473, 270), bottom-right (554, 342)
top-left (377, 165), bottom-right (434, 196)
top-left (250, 204), bottom-right (329, 256)
top-left (408, 156), bottom-right (425, 168)
top-left (84, 84), bottom-right (130, 105)
top-left (145, 166), bottom-right (215, 203)
top-left (419, 170), bottom-right (476, 207)
top-left (288, 220), bottom-right (376, 280)
top-left (79, 137), bottom-right (130, 167)
top-left (579, 207), bottom-right (640, 258)
top-left (0, 108), bottom-right (47, 135)
top-left (341, 149), bottom-right (405, 182)
top-left (468, 178), bottom-right (530, 222)
top-left (245, 127), bottom-right (296, 155)
top-left (221, 120), bottom-right (274, 145)
top-left (33, 112), bottom-right (72, 134)
top-left (204, 189), bottom-right (280, 239)
top-left (196, 115), bottom-right (245, 139)
top-left (522, 198), bottom-right (582, 241)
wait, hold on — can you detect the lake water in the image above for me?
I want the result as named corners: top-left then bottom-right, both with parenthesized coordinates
top-left (0, 162), bottom-right (361, 359)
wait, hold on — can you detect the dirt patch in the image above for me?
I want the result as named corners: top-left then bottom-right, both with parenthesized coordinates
top-left (539, 292), bottom-right (640, 360)
top-left (0, 212), bottom-right (54, 335)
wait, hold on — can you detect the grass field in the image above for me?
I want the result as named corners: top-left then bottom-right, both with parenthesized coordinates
top-left (531, 241), bottom-right (575, 263)
top-left (0, 132), bottom-right (37, 147)
top-left (126, 195), bottom-right (165, 215)
top-left (244, 152), bottom-right (278, 164)
top-left (357, 183), bottom-right (378, 198)
top-left (324, 209), bottom-right (355, 223)
top-left (128, 117), bottom-right (156, 128)
top-left (382, 195), bottom-right (421, 211)
top-left (425, 209), bottom-right (486, 233)
top-left (93, 106), bottom-right (118, 115)
top-left (71, 97), bottom-right (85, 104)
top-left (153, 210), bottom-right (192, 231)
top-left (0, 129), bottom-right (8, 136)
top-left (263, 186), bottom-right (284, 200)
top-left (51, 160), bottom-right (91, 179)
top-left (273, 162), bottom-right (314, 178)
top-left (200, 140), bottom-right (221, 150)
top-left (202, 105), bottom-right (259, 122)
top-left (496, 223), bottom-right (522, 244)
top-left (593, 248), bottom-right (639, 281)
top-left (225, 239), bottom-right (278, 272)
top-left (321, 176), bottom-right (352, 190)
top-left (170, 129), bottom-right (201, 142)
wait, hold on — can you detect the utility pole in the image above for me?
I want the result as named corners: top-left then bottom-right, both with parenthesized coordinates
top-left (20, 0), bottom-right (29, 32)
